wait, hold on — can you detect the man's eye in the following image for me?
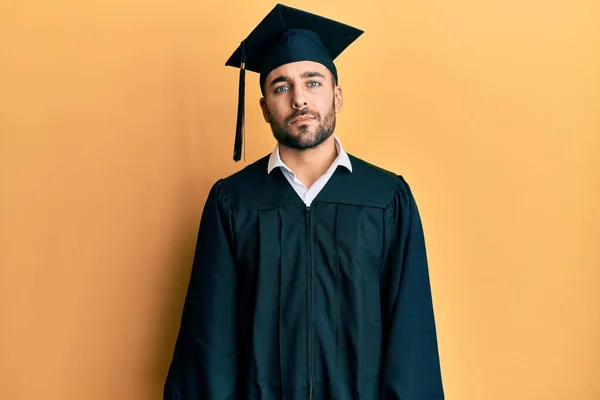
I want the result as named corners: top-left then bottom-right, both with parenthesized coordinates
top-left (307, 81), bottom-right (321, 87)
top-left (275, 86), bottom-right (289, 93)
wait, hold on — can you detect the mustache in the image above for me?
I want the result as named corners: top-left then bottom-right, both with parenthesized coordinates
top-left (286, 109), bottom-right (320, 124)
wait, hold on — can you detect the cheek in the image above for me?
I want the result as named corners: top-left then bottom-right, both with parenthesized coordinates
top-left (266, 99), bottom-right (289, 120)
top-left (312, 92), bottom-right (335, 112)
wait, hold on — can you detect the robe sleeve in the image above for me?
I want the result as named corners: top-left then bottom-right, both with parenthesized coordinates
top-left (379, 176), bottom-right (444, 399)
top-left (164, 180), bottom-right (238, 400)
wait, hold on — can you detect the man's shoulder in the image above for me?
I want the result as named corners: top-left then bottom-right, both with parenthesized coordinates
top-left (209, 154), bottom-right (274, 207)
top-left (347, 153), bottom-right (404, 186)
top-left (222, 154), bottom-right (271, 185)
top-left (339, 154), bottom-right (422, 216)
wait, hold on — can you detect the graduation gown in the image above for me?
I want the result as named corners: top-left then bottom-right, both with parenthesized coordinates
top-left (164, 154), bottom-right (444, 399)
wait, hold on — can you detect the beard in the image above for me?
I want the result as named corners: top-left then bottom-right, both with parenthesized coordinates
top-left (267, 103), bottom-right (336, 151)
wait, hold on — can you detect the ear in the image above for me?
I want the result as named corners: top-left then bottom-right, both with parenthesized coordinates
top-left (334, 85), bottom-right (343, 113)
top-left (259, 97), bottom-right (270, 123)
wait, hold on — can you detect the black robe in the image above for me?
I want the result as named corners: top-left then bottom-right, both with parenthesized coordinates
top-left (164, 154), bottom-right (444, 399)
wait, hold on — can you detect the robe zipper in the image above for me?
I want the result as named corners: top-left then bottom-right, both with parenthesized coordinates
top-left (306, 205), bottom-right (314, 400)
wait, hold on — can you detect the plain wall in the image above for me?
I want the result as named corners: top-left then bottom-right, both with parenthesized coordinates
top-left (1, 0), bottom-right (599, 399)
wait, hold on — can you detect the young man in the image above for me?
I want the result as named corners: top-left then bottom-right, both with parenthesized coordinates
top-left (164, 4), bottom-right (444, 399)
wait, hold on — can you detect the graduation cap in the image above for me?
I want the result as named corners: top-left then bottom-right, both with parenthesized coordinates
top-left (225, 3), bottom-right (364, 161)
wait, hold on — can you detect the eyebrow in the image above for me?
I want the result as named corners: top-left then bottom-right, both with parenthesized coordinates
top-left (269, 71), bottom-right (327, 88)
top-left (269, 75), bottom-right (290, 87)
top-left (301, 71), bottom-right (326, 79)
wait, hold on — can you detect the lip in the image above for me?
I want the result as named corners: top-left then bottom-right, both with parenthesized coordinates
top-left (290, 116), bottom-right (315, 124)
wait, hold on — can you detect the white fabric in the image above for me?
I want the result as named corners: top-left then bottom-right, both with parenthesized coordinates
top-left (267, 135), bottom-right (353, 207)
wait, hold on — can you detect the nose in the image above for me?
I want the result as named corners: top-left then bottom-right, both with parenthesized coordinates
top-left (292, 87), bottom-right (308, 110)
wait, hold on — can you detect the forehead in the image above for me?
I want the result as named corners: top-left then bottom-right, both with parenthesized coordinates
top-left (266, 60), bottom-right (331, 81)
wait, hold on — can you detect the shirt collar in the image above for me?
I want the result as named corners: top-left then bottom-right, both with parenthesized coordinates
top-left (267, 135), bottom-right (353, 175)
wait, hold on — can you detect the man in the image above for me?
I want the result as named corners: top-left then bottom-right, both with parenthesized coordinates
top-left (164, 4), bottom-right (444, 399)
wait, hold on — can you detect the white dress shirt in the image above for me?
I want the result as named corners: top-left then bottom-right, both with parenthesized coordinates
top-left (267, 135), bottom-right (353, 207)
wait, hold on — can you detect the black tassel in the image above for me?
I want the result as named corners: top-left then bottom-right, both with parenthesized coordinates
top-left (233, 41), bottom-right (246, 162)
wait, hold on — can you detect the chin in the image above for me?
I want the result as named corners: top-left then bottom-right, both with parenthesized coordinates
top-left (272, 119), bottom-right (334, 150)
top-left (296, 129), bottom-right (320, 141)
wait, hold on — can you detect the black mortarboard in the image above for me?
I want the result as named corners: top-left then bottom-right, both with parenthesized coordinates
top-left (225, 3), bottom-right (363, 161)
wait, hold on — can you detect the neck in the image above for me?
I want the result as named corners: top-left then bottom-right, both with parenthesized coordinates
top-left (279, 135), bottom-right (338, 188)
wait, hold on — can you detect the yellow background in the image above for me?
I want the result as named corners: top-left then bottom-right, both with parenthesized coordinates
top-left (1, 0), bottom-right (599, 399)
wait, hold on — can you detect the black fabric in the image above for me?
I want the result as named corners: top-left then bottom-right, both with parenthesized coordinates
top-left (164, 154), bottom-right (445, 399)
